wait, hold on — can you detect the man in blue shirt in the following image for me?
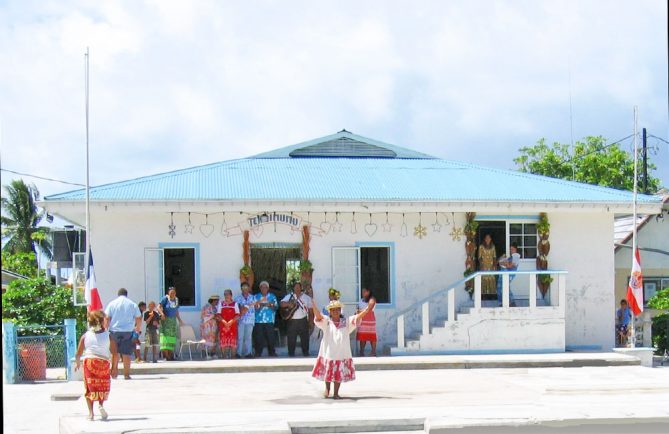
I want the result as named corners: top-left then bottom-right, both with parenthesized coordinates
top-left (104, 288), bottom-right (141, 379)
top-left (234, 282), bottom-right (256, 358)
top-left (253, 281), bottom-right (278, 357)
top-left (616, 299), bottom-right (632, 347)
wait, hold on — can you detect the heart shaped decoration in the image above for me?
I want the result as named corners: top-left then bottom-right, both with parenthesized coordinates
top-left (320, 221), bottom-right (332, 234)
top-left (252, 225), bottom-right (264, 237)
top-left (200, 224), bottom-right (214, 238)
top-left (364, 223), bottom-right (378, 237)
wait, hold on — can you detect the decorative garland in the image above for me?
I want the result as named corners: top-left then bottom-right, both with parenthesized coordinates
top-left (240, 230), bottom-right (254, 288)
top-left (536, 213), bottom-right (551, 298)
top-left (300, 225), bottom-right (314, 295)
top-left (463, 212), bottom-right (478, 298)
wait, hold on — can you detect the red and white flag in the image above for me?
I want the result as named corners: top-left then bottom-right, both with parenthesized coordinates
top-left (626, 248), bottom-right (643, 316)
top-left (85, 250), bottom-right (103, 312)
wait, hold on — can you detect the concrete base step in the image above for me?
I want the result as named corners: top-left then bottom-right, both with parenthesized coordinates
top-left (289, 418), bottom-right (425, 433)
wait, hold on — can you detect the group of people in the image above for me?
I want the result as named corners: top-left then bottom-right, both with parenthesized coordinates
top-left (200, 281), bottom-right (378, 358)
top-left (74, 284), bottom-right (379, 420)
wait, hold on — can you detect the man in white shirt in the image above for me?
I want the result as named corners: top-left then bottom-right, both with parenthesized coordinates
top-left (280, 282), bottom-right (313, 357)
top-left (497, 243), bottom-right (520, 307)
top-left (104, 288), bottom-right (142, 379)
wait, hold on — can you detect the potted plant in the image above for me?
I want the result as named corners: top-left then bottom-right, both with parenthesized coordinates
top-left (299, 259), bottom-right (313, 286)
top-left (240, 265), bottom-right (254, 288)
top-left (537, 213), bottom-right (550, 238)
top-left (464, 269), bottom-right (475, 299)
top-left (537, 274), bottom-right (553, 298)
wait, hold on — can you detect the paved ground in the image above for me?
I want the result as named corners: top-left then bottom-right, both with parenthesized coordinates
top-left (3, 361), bottom-right (669, 434)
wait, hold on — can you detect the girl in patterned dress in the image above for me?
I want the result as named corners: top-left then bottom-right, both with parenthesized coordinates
top-left (356, 288), bottom-right (377, 356)
top-left (311, 298), bottom-right (372, 399)
top-left (218, 289), bottom-right (240, 358)
top-left (75, 310), bottom-right (117, 421)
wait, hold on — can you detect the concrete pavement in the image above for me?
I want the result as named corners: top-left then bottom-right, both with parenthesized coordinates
top-left (4, 362), bottom-right (668, 433)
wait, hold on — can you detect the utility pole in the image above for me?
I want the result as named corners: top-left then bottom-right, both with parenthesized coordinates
top-left (642, 128), bottom-right (648, 194)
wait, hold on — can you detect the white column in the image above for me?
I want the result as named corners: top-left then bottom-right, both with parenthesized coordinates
top-left (474, 275), bottom-right (482, 310)
top-left (502, 274), bottom-right (510, 308)
top-left (558, 274), bottom-right (566, 317)
top-left (422, 302), bottom-right (430, 336)
top-left (529, 273), bottom-right (537, 309)
top-left (448, 289), bottom-right (455, 322)
top-left (397, 315), bottom-right (405, 348)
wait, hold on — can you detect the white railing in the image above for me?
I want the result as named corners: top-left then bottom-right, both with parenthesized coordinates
top-left (393, 269), bottom-right (568, 349)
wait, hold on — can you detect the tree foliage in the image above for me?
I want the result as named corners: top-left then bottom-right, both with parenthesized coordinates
top-left (1, 251), bottom-right (38, 278)
top-left (2, 276), bottom-right (87, 336)
top-left (1, 179), bottom-right (51, 258)
top-left (648, 287), bottom-right (669, 355)
top-left (514, 136), bottom-right (662, 192)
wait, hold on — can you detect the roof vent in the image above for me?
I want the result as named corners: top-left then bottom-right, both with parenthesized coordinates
top-left (289, 137), bottom-right (397, 158)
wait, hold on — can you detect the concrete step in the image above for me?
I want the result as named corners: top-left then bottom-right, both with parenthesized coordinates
top-left (290, 418), bottom-right (425, 433)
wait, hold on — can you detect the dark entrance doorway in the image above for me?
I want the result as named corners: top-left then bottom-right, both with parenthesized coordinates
top-left (250, 244), bottom-right (302, 346)
top-left (476, 221), bottom-right (506, 258)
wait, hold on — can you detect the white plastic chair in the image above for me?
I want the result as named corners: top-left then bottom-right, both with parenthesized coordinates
top-left (178, 325), bottom-right (208, 360)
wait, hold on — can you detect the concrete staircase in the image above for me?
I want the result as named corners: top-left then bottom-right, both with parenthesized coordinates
top-left (391, 271), bottom-right (567, 355)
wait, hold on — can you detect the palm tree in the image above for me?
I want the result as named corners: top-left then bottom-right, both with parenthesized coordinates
top-left (1, 179), bottom-right (51, 257)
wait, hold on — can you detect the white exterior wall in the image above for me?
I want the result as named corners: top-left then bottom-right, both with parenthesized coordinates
top-left (550, 212), bottom-right (615, 350)
top-left (86, 207), bottom-right (615, 352)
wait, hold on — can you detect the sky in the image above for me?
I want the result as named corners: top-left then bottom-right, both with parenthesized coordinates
top-left (1, 0), bottom-right (667, 199)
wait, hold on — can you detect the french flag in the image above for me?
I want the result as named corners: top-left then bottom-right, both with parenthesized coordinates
top-left (85, 250), bottom-right (103, 312)
top-left (626, 248), bottom-right (643, 316)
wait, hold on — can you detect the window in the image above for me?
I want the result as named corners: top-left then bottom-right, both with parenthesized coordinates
top-left (361, 247), bottom-right (390, 304)
top-left (476, 218), bottom-right (538, 260)
top-left (163, 248), bottom-right (196, 307)
top-left (332, 245), bottom-right (393, 305)
top-left (509, 223), bottom-right (537, 259)
top-left (644, 277), bottom-right (669, 307)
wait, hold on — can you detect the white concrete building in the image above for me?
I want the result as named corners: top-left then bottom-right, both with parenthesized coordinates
top-left (42, 131), bottom-right (664, 354)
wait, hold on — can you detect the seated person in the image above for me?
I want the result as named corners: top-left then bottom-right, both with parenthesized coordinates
top-left (615, 299), bottom-right (631, 347)
top-left (497, 243), bottom-right (520, 306)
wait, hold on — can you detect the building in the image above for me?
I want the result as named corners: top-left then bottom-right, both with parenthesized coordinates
top-left (42, 130), bottom-right (664, 354)
top-left (614, 195), bottom-right (669, 345)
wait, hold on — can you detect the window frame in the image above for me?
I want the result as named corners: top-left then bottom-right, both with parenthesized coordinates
top-left (157, 242), bottom-right (200, 312)
top-left (475, 215), bottom-right (540, 261)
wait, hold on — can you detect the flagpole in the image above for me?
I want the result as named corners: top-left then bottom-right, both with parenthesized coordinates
top-left (84, 47), bottom-right (91, 308)
top-left (630, 106), bottom-right (638, 348)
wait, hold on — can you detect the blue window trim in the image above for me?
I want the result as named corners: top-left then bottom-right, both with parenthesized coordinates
top-left (158, 242), bottom-right (201, 312)
top-left (355, 241), bottom-right (396, 309)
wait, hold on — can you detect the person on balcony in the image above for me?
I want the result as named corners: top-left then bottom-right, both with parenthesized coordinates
top-left (478, 234), bottom-right (497, 297)
top-left (497, 242), bottom-right (520, 307)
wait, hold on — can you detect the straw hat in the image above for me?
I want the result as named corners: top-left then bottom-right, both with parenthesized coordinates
top-left (326, 300), bottom-right (343, 311)
top-left (209, 294), bottom-right (220, 300)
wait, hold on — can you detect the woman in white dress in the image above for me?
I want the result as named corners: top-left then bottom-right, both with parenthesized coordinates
top-left (311, 298), bottom-right (373, 399)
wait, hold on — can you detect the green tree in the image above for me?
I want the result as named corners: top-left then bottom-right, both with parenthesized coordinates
top-left (0, 251), bottom-right (38, 278)
top-left (514, 136), bottom-right (662, 192)
top-left (2, 276), bottom-right (87, 336)
top-left (1, 179), bottom-right (51, 258)
top-left (648, 287), bottom-right (669, 355)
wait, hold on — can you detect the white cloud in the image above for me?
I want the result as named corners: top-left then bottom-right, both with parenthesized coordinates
top-left (0, 0), bottom-right (667, 197)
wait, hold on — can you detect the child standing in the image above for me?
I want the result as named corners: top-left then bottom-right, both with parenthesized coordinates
top-left (133, 302), bottom-right (147, 362)
top-left (143, 301), bottom-right (161, 363)
top-left (75, 310), bottom-right (117, 421)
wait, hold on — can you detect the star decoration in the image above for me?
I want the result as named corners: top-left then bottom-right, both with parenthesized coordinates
top-left (382, 222), bottom-right (392, 232)
top-left (332, 221), bottom-right (343, 232)
top-left (414, 224), bottom-right (427, 239)
top-left (450, 226), bottom-right (463, 241)
top-left (168, 223), bottom-right (176, 238)
top-left (432, 222), bottom-right (442, 232)
top-left (185, 213), bottom-right (194, 234)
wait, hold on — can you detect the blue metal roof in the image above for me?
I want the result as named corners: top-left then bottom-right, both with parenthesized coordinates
top-left (44, 131), bottom-right (660, 204)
